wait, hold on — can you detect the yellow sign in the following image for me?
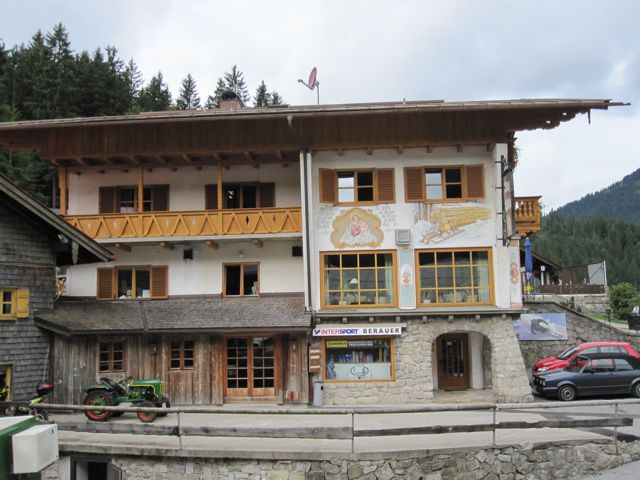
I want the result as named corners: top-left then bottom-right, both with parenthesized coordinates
top-left (326, 340), bottom-right (348, 349)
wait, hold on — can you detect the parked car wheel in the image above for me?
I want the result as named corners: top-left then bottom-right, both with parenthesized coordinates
top-left (83, 391), bottom-right (113, 421)
top-left (557, 385), bottom-right (577, 402)
top-left (632, 382), bottom-right (640, 398)
top-left (157, 396), bottom-right (170, 417)
top-left (137, 400), bottom-right (157, 423)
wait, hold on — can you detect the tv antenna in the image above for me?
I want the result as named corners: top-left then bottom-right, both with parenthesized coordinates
top-left (298, 67), bottom-right (320, 105)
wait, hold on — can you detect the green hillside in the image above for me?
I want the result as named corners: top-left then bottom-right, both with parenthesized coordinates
top-left (554, 168), bottom-right (640, 224)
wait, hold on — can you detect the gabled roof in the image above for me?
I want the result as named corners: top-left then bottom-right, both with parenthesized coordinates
top-left (34, 295), bottom-right (308, 335)
top-left (0, 174), bottom-right (113, 265)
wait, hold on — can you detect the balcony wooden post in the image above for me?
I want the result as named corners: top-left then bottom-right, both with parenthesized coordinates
top-left (217, 160), bottom-right (223, 210)
top-left (137, 166), bottom-right (144, 213)
top-left (58, 167), bottom-right (67, 215)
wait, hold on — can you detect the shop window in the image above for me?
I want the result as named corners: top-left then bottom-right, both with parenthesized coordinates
top-left (321, 251), bottom-right (396, 307)
top-left (97, 266), bottom-right (168, 300)
top-left (170, 340), bottom-right (195, 370)
top-left (416, 249), bottom-right (493, 306)
top-left (224, 264), bottom-right (259, 296)
top-left (99, 341), bottom-right (125, 373)
top-left (404, 165), bottom-right (484, 202)
top-left (324, 338), bottom-right (393, 381)
top-left (319, 168), bottom-right (395, 205)
top-left (0, 289), bottom-right (15, 319)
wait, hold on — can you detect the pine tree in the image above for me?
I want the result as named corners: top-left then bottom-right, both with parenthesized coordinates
top-left (43, 23), bottom-right (76, 118)
top-left (124, 59), bottom-right (144, 111)
top-left (205, 78), bottom-right (226, 109)
top-left (254, 81), bottom-right (269, 107)
top-left (138, 71), bottom-right (172, 111)
top-left (223, 65), bottom-right (250, 104)
top-left (269, 90), bottom-right (284, 106)
top-left (176, 73), bottom-right (201, 110)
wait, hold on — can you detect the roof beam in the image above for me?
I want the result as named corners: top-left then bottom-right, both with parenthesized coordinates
top-left (114, 243), bottom-right (131, 252)
top-left (205, 240), bottom-right (219, 249)
top-left (160, 241), bottom-right (174, 250)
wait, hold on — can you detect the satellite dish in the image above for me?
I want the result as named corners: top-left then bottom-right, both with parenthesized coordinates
top-left (308, 67), bottom-right (317, 89)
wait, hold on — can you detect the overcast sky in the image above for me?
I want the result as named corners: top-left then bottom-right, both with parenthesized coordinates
top-left (3, 0), bottom-right (638, 211)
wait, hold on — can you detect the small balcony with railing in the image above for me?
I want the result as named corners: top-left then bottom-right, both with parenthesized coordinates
top-left (514, 196), bottom-right (542, 236)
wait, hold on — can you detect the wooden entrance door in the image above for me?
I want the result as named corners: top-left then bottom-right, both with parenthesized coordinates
top-left (437, 333), bottom-right (470, 390)
top-left (225, 336), bottom-right (278, 399)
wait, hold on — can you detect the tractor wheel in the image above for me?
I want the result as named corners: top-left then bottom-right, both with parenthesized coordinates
top-left (157, 396), bottom-right (170, 417)
top-left (83, 391), bottom-right (113, 422)
top-left (137, 401), bottom-right (157, 423)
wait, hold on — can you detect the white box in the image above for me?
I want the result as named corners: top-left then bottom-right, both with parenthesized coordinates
top-left (12, 424), bottom-right (59, 474)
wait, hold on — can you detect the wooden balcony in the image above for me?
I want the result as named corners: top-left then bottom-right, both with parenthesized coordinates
top-left (64, 207), bottom-right (302, 240)
top-left (514, 196), bottom-right (542, 236)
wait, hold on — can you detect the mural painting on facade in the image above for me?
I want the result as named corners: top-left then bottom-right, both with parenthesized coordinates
top-left (509, 247), bottom-right (523, 308)
top-left (330, 207), bottom-right (384, 248)
top-left (412, 204), bottom-right (492, 244)
top-left (398, 249), bottom-right (417, 309)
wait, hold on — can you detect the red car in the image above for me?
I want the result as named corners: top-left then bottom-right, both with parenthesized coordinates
top-left (532, 342), bottom-right (640, 374)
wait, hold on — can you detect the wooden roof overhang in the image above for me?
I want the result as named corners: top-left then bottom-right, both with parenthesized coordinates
top-left (0, 99), bottom-right (626, 168)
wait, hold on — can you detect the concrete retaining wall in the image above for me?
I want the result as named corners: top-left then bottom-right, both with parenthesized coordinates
top-left (44, 440), bottom-right (640, 479)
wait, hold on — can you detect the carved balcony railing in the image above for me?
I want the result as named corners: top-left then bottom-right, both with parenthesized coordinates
top-left (514, 196), bottom-right (542, 236)
top-left (64, 207), bottom-right (302, 240)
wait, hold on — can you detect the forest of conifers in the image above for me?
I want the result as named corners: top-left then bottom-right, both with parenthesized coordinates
top-left (0, 23), bottom-right (280, 205)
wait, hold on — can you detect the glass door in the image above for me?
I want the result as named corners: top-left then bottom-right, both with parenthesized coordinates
top-left (225, 336), bottom-right (278, 399)
top-left (437, 333), bottom-right (469, 390)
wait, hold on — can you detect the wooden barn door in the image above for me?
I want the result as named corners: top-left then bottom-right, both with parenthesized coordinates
top-left (165, 336), bottom-right (210, 405)
top-left (437, 333), bottom-right (470, 390)
top-left (225, 336), bottom-right (280, 401)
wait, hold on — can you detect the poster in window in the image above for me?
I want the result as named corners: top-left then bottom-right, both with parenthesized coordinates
top-left (513, 313), bottom-right (568, 341)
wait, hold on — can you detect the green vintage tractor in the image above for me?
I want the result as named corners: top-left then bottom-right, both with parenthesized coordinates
top-left (83, 377), bottom-right (170, 423)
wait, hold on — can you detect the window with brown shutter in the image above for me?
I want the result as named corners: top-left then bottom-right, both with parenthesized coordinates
top-left (151, 266), bottom-right (169, 299)
top-left (151, 185), bottom-right (170, 211)
top-left (404, 167), bottom-right (425, 202)
top-left (404, 165), bottom-right (485, 202)
top-left (319, 169), bottom-right (337, 204)
top-left (97, 268), bottom-right (115, 300)
top-left (376, 169), bottom-right (395, 203)
top-left (259, 183), bottom-right (275, 207)
top-left (205, 184), bottom-right (218, 210)
top-left (464, 165), bottom-right (485, 199)
top-left (99, 187), bottom-right (117, 213)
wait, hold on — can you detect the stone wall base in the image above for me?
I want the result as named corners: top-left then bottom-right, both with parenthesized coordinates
top-left (44, 440), bottom-right (640, 480)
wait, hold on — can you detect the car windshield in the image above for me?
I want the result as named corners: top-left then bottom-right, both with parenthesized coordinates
top-left (557, 345), bottom-right (581, 360)
top-left (565, 356), bottom-right (588, 372)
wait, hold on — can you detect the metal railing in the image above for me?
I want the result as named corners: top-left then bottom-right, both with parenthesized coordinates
top-left (15, 398), bottom-right (638, 454)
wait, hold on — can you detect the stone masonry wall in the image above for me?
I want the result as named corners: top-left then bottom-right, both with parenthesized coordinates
top-left (44, 440), bottom-right (640, 479)
top-left (0, 203), bottom-right (56, 400)
top-left (519, 302), bottom-right (640, 372)
top-left (317, 315), bottom-right (531, 406)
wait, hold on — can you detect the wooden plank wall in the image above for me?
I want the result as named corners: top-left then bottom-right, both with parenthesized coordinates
top-left (53, 333), bottom-right (308, 405)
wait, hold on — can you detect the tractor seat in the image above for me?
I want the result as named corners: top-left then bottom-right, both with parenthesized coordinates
top-left (101, 377), bottom-right (126, 395)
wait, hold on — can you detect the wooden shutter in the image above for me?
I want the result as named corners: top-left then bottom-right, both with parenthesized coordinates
top-left (259, 183), bottom-right (275, 208)
top-left (152, 185), bottom-right (170, 211)
top-left (319, 169), bottom-right (337, 204)
top-left (97, 268), bottom-right (115, 300)
top-left (205, 184), bottom-right (218, 210)
top-left (16, 289), bottom-right (29, 318)
top-left (376, 169), bottom-right (395, 203)
top-left (151, 266), bottom-right (168, 299)
top-left (465, 165), bottom-right (485, 199)
top-left (404, 167), bottom-right (425, 202)
top-left (99, 187), bottom-right (117, 214)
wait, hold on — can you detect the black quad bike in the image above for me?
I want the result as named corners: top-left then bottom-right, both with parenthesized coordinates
top-left (83, 377), bottom-right (170, 423)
